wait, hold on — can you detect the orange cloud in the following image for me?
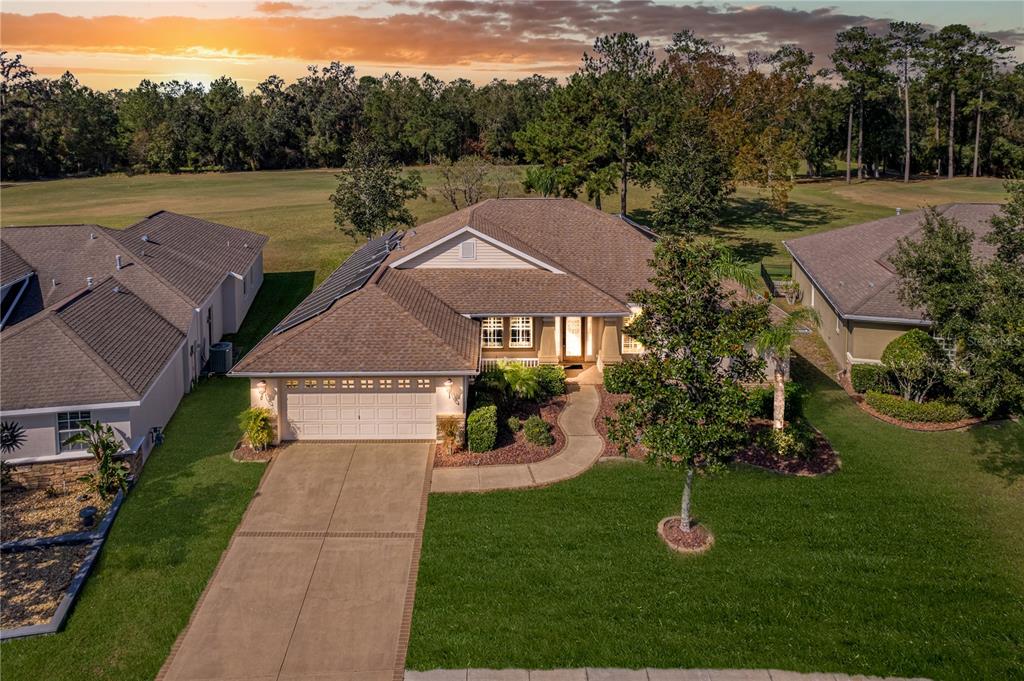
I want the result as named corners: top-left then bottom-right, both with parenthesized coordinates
top-left (254, 2), bottom-right (312, 14)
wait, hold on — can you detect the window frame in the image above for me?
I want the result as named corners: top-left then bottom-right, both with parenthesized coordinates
top-left (508, 317), bottom-right (533, 349)
top-left (621, 309), bottom-right (643, 354)
top-left (481, 317), bottom-right (504, 348)
top-left (57, 410), bottom-right (91, 453)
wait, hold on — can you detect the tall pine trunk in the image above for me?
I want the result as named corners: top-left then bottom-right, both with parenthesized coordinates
top-left (845, 103), bottom-right (853, 184)
top-left (857, 97), bottom-right (864, 180)
top-left (948, 89), bottom-right (956, 179)
top-left (773, 368), bottom-right (786, 431)
top-left (680, 467), bottom-right (694, 531)
top-left (903, 83), bottom-right (911, 183)
top-left (619, 156), bottom-right (628, 215)
top-left (973, 90), bottom-right (983, 178)
top-left (594, 192), bottom-right (602, 210)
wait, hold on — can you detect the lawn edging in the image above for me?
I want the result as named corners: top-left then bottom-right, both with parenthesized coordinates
top-left (0, 487), bottom-right (127, 641)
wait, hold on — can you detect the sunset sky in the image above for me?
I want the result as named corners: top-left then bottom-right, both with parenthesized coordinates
top-left (2, 1), bottom-right (1022, 90)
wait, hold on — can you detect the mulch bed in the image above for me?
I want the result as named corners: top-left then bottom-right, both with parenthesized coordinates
top-left (0, 543), bottom-right (91, 630)
top-left (595, 387), bottom-right (646, 460)
top-left (838, 373), bottom-right (985, 432)
top-left (658, 517), bottom-right (714, 554)
top-left (1, 481), bottom-right (111, 543)
top-left (434, 395), bottom-right (567, 467)
top-left (231, 441), bottom-right (274, 462)
top-left (735, 421), bottom-right (839, 476)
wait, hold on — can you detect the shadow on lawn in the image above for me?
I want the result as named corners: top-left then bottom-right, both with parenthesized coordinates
top-left (223, 270), bottom-right (314, 358)
top-left (965, 420), bottom-right (1024, 486)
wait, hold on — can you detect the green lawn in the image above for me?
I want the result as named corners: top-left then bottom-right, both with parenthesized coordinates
top-left (0, 378), bottom-right (263, 681)
top-left (408, 360), bottom-right (1024, 680)
top-left (1, 171), bottom-right (1007, 277)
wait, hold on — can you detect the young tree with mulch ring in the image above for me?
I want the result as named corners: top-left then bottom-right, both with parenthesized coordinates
top-left (606, 238), bottom-right (770, 550)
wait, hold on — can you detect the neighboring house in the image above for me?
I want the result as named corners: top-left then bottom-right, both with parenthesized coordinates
top-left (233, 198), bottom-right (783, 444)
top-left (0, 211), bottom-right (267, 483)
top-left (232, 198), bottom-right (655, 442)
top-left (784, 203), bottom-right (1000, 368)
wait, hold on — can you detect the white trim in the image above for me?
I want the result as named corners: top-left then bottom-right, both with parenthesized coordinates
top-left (846, 352), bottom-right (883, 366)
top-left (2, 452), bottom-right (94, 466)
top-left (1, 400), bottom-right (141, 417)
top-left (389, 226), bottom-right (564, 273)
top-left (0, 274), bottom-right (33, 329)
top-left (462, 311), bottom-right (628, 318)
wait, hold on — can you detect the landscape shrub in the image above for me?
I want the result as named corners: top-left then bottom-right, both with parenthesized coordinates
top-left (865, 390), bottom-right (970, 423)
top-left (850, 364), bottom-right (894, 394)
top-left (603, 361), bottom-right (634, 394)
top-left (523, 415), bottom-right (554, 446)
top-left (747, 382), bottom-right (804, 421)
top-left (467, 405), bottom-right (498, 452)
top-left (239, 407), bottom-right (275, 451)
top-left (881, 330), bottom-right (946, 402)
top-left (506, 415), bottom-right (522, 432)
top-left (437, 416), bottom-right (464, 456)
top-left (534, 365), bottom-right (567, 398)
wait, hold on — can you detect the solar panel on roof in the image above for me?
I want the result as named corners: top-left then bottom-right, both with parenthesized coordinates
top-left (272, 231), bottom-right (401, 334)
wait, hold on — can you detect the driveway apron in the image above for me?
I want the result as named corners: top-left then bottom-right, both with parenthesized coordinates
top-left (159, 442), bottom-right (432, 681)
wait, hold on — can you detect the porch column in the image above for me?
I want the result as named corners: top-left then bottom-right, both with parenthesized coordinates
top-left (554, 316), bottom-right (563, 362)
top-left (600, 318), bottom-right (622, 366)
top-left (537, 317), bottom-right (558, 364)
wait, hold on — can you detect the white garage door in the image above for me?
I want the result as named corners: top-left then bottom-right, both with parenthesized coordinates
top-left (285, 380), bottom-right (436, 440)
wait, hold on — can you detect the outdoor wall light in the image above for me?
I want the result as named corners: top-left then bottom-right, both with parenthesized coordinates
top-left (444, 378), bottom-right (461, 405)
top-left (256, 379), bottom-right (274, 405)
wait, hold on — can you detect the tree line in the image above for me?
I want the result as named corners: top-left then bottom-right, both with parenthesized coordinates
top-left (2, 22), bottom-right (1021, 210)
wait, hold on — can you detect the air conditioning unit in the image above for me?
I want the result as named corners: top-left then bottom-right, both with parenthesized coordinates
top-left (209, 342), bottom-right (233, 374)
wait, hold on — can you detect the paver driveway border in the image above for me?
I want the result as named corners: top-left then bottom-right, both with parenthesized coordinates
top-left (156, 442), bottom-right (434, 681)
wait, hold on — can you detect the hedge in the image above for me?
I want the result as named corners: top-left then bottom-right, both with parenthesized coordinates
top-left (523, 415), bottom-right (554, 446)
top-left (865, 391), bottom-right (970, 423)
top-left (850, 364), bottom-right (893, 394)
top-left (534, 365), bottom-right (567, 398)
top-left (467, 404), bottom-right (498, 452)
top-left (603, 361), bottom-right (633, 394)
top-left (748, 382), bottom-right (804, 421)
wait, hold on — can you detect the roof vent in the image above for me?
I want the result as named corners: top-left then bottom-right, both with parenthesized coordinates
top-left (115, 254), bottom-right (123, 270)
top-left (141, 248), bottom-right (146, 257)
top-left (90, 232), bottom-right (96, 240)
top-left (51, 278), bottom-right (58, 288)
top-left (408, 230), bottom-right (417, 237)
top-left (86, 276), bottom-right (94, 288)
top-left (113, 286), bottom-right (121, 294)
top-left (142, 234), bottom-right (150, 242)
top-left (896, 207), bottom-right (902, 216)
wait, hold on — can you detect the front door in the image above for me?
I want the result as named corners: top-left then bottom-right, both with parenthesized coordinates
top-left (563, 316), bottom-right (583, 360)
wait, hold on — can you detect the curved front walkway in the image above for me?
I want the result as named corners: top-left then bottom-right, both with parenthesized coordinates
top-left (431, 385), bottom-right (603, 493)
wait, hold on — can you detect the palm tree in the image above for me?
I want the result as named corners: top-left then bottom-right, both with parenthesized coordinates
top-left (64, 421), bottom-right (129, 501)
top-left (756, 308), bottom-right (820, 430)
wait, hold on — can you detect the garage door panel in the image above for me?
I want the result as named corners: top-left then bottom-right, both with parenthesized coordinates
top-left (286, 385), bottom-right (438, 441)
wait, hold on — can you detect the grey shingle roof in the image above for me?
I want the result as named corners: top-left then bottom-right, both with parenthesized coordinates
top-left (784, 204), bottom-right (1001, 321)
top-left (0, 214), bottom-right (266, 410)
top-left (1, 240), bottom-right (33, 288)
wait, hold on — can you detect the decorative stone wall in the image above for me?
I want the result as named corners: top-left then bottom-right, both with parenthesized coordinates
top-left (4, 452), bottom-right (143, 491)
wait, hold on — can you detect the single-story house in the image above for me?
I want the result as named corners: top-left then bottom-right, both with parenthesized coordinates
top-left (783, 203), bottom-right (1000, 368)
top-left (0, 211), bottom-right (267, 485)
top-left (232, 198), bottom-right (782, 444)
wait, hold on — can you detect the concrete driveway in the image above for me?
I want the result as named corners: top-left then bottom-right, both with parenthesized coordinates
top-left (159, 442), bottom-right (432, 681)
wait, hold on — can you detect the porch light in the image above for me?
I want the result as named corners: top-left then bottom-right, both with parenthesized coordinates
top-left (443, 378), bottom-right (460, 405)
top-left (256, 379), bottom-right (269, 402)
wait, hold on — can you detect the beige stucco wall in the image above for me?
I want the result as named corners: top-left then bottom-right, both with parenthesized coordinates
top-left (793, 263), bottom-right (849, 367)
top-left (849, 322), bottom-right (912, 363)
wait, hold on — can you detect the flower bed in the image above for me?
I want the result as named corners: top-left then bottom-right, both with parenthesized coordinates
top-left (434, 395), bottom-right (567, 467)
top-left (735, 421), bottom-right (839, 476)
top-left (840, 372), bottom-right (984, 431)
top-left (595, 387), bottom-right (646, 459)
top-left (1, 481), bottom-right (112, 543)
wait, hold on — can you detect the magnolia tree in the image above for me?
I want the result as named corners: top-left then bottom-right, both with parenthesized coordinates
top-left (607, 238), bottom-right (770, 532)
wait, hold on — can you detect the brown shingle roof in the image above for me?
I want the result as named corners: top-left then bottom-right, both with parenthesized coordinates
top-left (784, 204), bottom-right (1001, 321)
top-left (387, 268), bottom-right (630, 315)
top-left (389, 198), bottom-right (655, 303)
top-left (233, 283), bottom-right (479, 374)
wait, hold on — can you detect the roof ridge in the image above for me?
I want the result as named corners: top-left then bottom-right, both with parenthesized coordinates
top-left (376, 268), bottom-right (478, 365)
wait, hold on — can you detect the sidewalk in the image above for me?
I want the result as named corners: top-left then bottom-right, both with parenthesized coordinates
top-left (431, 384), bottom-right (603, 493)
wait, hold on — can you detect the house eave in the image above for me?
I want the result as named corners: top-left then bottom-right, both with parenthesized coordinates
top-left (388, 226), bottom-right (564, 273)
top-left (229, 369), bottom-right (479, 378)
